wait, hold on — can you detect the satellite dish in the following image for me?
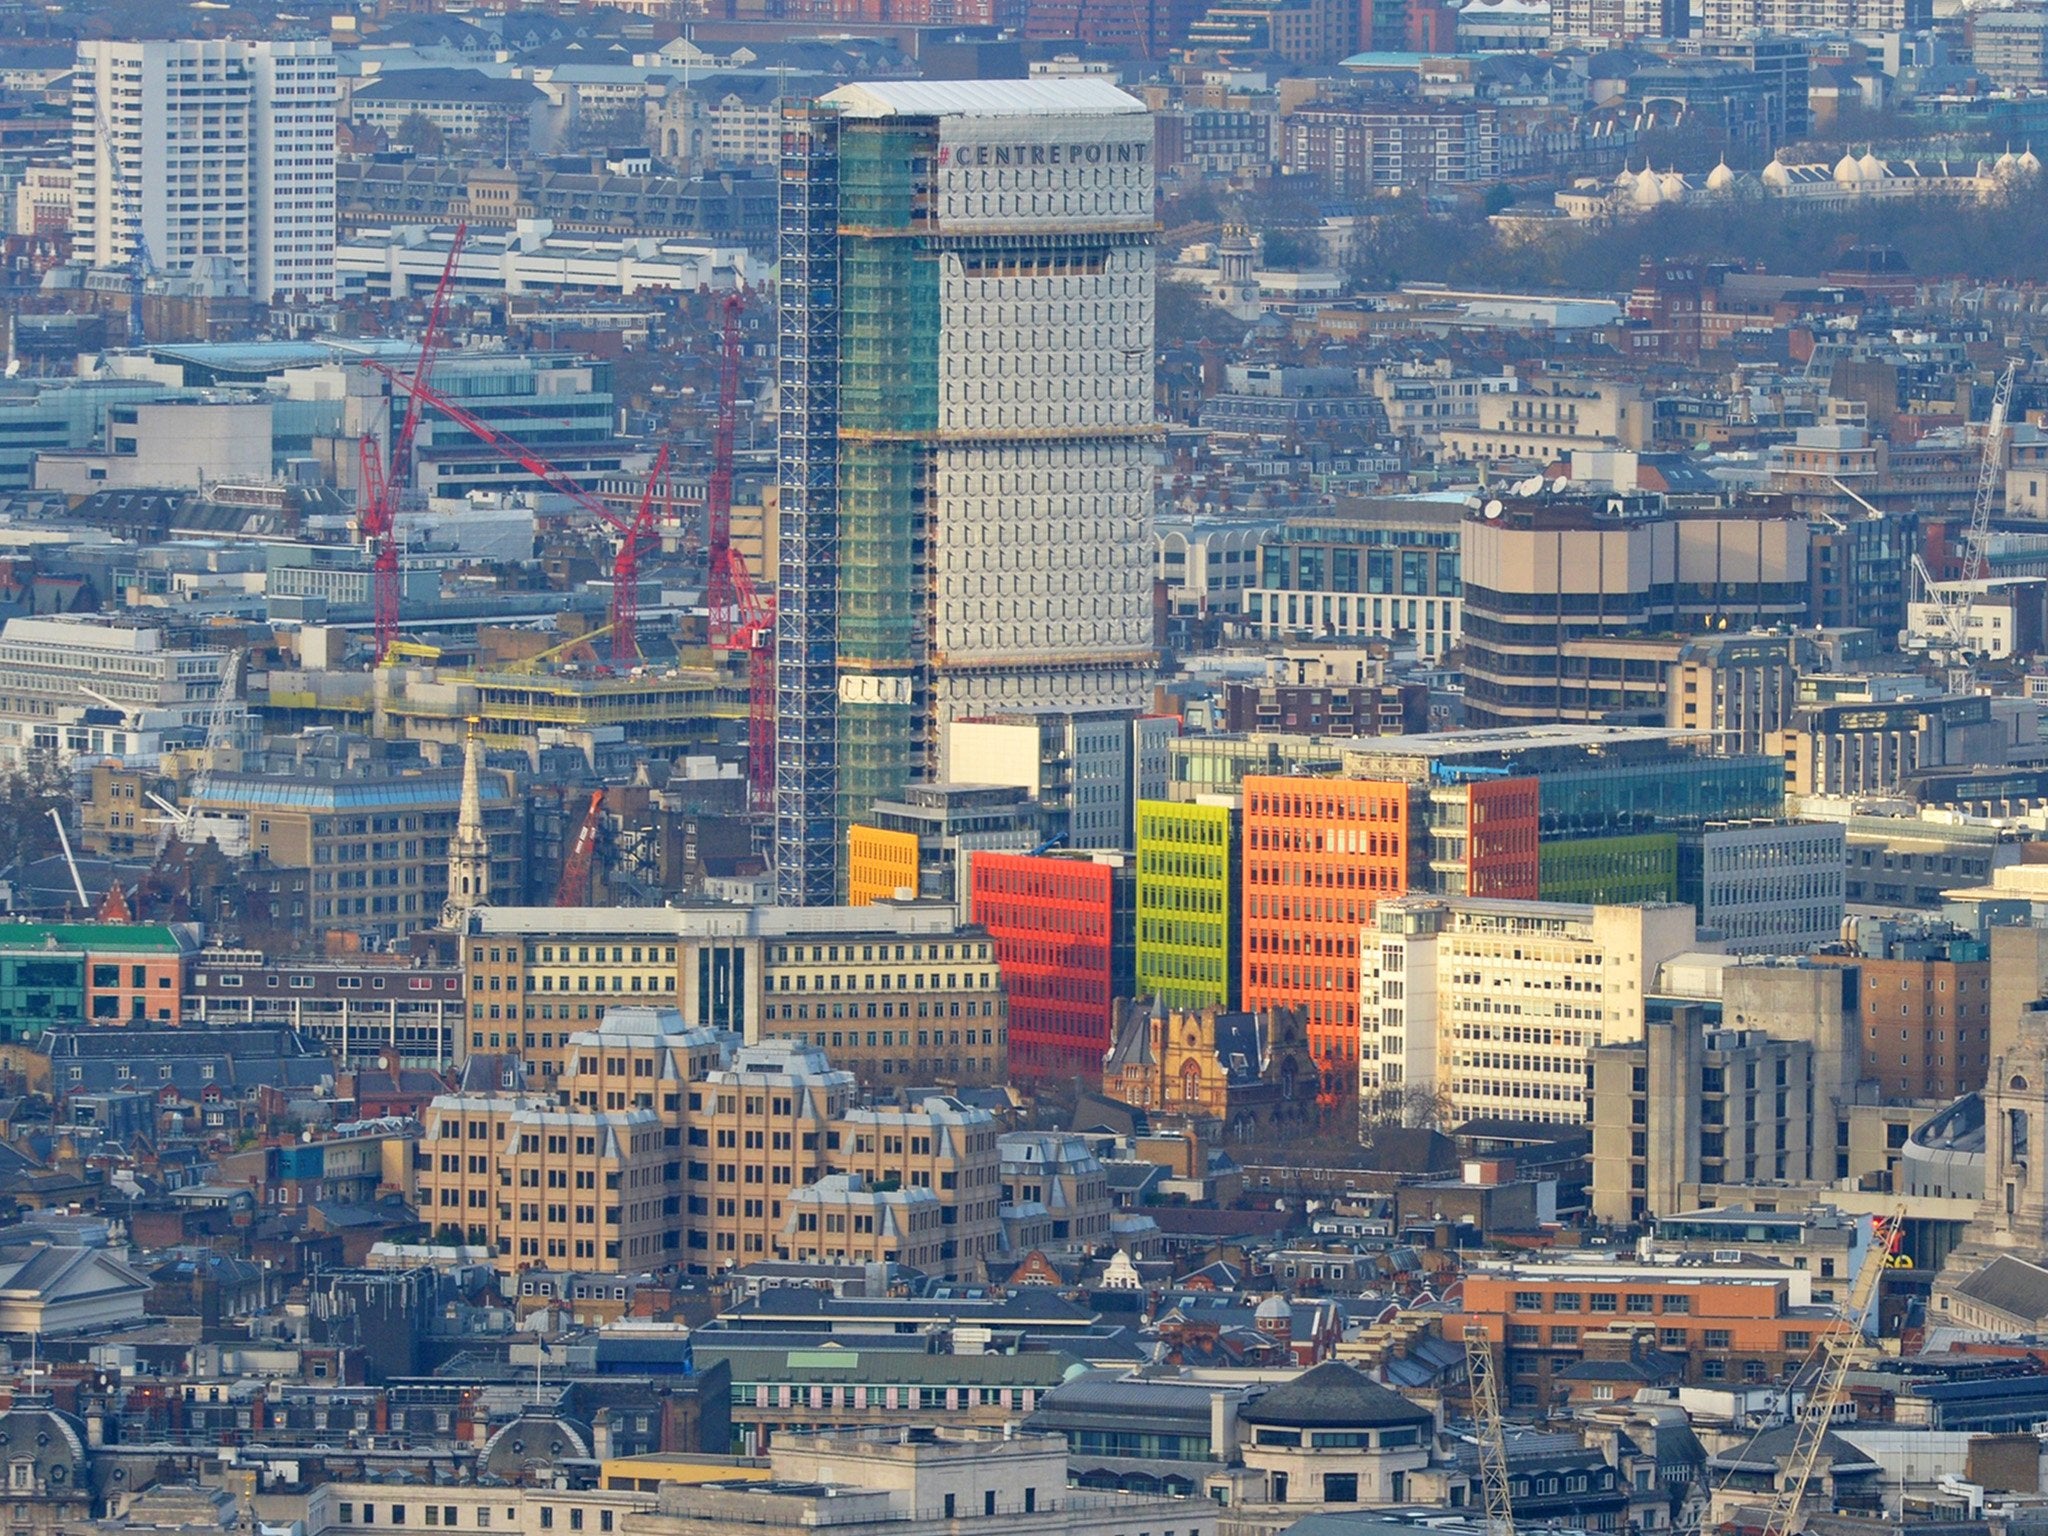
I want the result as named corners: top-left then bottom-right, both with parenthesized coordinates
top-left (1484, 500), bottom-right (1503, 520)
top-left (1552, 476), bottom-right (1573, 493)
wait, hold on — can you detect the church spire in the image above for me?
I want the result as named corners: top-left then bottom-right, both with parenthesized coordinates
top-left (443, 723), bottom-right (491, 930)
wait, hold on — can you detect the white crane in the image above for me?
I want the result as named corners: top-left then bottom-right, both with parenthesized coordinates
top-left (1464, 1324), bottom-right (1516, 1536)
top-left (205, 649), bottom-right (244, 759)
top-left (1754, 1208), bottom-right (1905, 1536)
top-left (1922, 361), bottom-right (2018, 675)
top-left (46, 808), bottom-right (88, 910)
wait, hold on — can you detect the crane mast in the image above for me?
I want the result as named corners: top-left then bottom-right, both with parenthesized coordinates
top-left (359, 226), bottom-right (467, 662)
top-left (1755, 1208), bottom-right (1905, 1536)
top-left (1926, 360), bottom-right (2018, 673)
top-left (371, 364), bottom-right (670, 665)
top-left (1464, 1324), bottom-right (1516, 1536)
top-left (554, 789), bottom-right (605, 906)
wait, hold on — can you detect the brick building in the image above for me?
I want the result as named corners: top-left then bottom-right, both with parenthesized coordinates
top-left (1463, 1262), bottom-right (1846, 1413)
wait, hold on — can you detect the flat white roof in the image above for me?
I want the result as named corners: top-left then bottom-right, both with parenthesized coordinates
top-left (821, 78), bottom-right (1144, 120)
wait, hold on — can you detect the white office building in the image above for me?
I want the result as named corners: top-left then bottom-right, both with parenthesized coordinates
top-left (72, 39), bottom-right (336, 304)
top-left (1359, 895), bottom-right (1698, 1129)
top-left (0, 616), bottom-right (237, 766)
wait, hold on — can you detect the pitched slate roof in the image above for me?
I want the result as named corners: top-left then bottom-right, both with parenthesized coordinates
top-left (1953, 1254), bottom-right (2048, 1324)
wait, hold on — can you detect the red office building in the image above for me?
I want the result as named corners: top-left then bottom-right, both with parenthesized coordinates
top-left (971, 850), bottom-right (1134, 1089)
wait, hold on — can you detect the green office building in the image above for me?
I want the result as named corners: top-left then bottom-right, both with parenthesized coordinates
top-left (1135, 797), bottom-right (1240, 1011)
top-left (1540, 832), bottom-right (1680, 904)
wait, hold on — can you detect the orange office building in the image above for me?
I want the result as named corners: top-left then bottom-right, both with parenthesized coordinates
top-left (1241, 775), bottom-right (1423, 1107)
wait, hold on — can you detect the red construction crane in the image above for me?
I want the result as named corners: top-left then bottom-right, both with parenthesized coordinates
top-left (705, 290), bottom-right (746, 648)
top-left (368, 363), bottom-right (670, 664)
top-left (733, 603), bottom-right (775, 817)
top-left (613, 444), bottom-right (669, 665)
top-left (699, 291), bottom-right (775, 813)
top-left (357, 224), bottom-right (467, 661)
top-left (554, 788), bottom-right (605, 906)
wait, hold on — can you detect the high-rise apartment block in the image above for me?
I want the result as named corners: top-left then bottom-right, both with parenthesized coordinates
top-left (1698, 0), bottom-right (1927, 35)
top-left (776, 79), bottom-right (1157, 905)
top-left (1547, 0), bottom-right (1686, 39)
top-left (72, 39), bottom-right (336, 304)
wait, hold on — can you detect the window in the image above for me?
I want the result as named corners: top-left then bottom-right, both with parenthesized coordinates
top-left (1588, 1293), bottom-right (1617, 1313)
top-left (1703, 1330), bottom-right (1732, 1349)
top-left (1625, 1293), bottom-right (1654, 1314)
top-left (1661, 1294), bottom-right (1690, 1314)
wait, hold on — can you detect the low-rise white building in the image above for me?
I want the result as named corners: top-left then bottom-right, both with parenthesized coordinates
top-left (0, 615), bottom-right (237, 766)
top-left (1686, 818), bottom-right (1846, 955)
top-left (337, 220), bottom-right (749, 301)
top-left (297, 1427), bottom-right (1198, 1536)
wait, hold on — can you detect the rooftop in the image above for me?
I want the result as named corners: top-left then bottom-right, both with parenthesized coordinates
top-left (822, 78), bottom-right (1145, 120)
top-left (0, 922), bottom-right (191, 953)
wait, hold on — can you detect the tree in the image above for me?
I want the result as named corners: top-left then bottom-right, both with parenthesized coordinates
top-left (1155, 275), bottom-right (1253, 350)
top-left (394, 112), bottom-right (446, 158)
top-left (0, 758), bottom-right (69, 882)
top-left (1259, 227), bottom-right (1320, 270)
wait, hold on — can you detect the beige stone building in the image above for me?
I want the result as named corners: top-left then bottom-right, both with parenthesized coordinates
top-left (1437, 380), bottom-right (1648, 464)
top-left (690, 1041), bottom-right (1002, 1279)
top-left (784, 1172), bottom-right (948, 1272)
top-left (418, 1009), bottom-right (1003, 1278)
top-left (458, 905), bottom-right (1004, 1090)
top-left (415, 1089), bottom-right (671, 1270)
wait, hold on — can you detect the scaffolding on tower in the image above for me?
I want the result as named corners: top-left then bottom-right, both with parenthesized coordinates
top-left (356, 224), bottom-right (467, 661)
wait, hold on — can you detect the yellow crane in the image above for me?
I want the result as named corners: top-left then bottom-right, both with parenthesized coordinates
top-left (379, 640), bottom-right (443, 668)
top-left (1464, 1323), bottom-right (1516, 1536)
top-left (1756, 1208), bottom-right (1906, 1536)
top-left (494, 624), bottom-right (614, 675)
